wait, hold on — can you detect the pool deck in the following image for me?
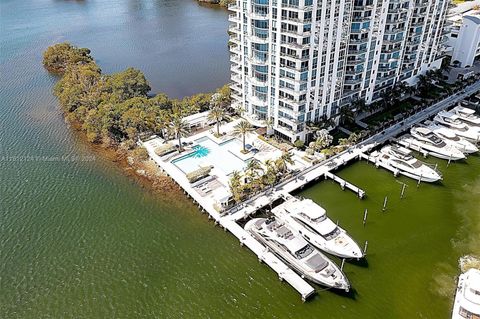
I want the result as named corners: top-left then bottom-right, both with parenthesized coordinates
top-left (142, 80), bottom-right (480, 301)
top-left (143, 137), bottom-right (316, 301)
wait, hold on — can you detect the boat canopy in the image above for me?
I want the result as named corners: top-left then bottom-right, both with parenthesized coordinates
top-left (439, 111), bottom-right (461, 121)
top-left (415, 127), bottom-right (433, 136)
top-left (315, 218), bottom-right (338, 236)
top-left (284, 236), bottom-right (309, 255)
top-left (435, 127), bottom-right (456, 138)
top-left (284, 199), bottom-right (326, 221)
top-left (305, 254), bottom-right (328, 271)
top-left (454, 106), bottom-right (476, 115)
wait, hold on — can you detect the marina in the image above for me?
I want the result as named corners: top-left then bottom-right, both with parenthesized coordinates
top-left (2, 0), bottom-right (480, 317)
top-left (143, 80), bottom-right (480, 301)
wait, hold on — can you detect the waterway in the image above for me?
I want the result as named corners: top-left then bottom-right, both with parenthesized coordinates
top-left (1, 0), bottom-right (479, 318)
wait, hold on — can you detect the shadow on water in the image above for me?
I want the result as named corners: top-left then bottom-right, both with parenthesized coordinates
top-left (328, 286), bottom-right (358, 300)
top-left (347, 257), bottom-right (369, 268)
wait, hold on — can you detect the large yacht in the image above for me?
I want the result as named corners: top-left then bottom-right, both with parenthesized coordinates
top-left (245, 217), bottom-right (350, 291)
top-left (434, 111), bottom-right (480, 142)
top-left (423, 122), bottom-right (479, 154)
top-left (452, 268), bottom-right (480, 319)
top-left (272, 197), bottom-right (363, 259)
top-left (397, 127), bottom-right (466, 160)
top-left (452, 106), bottom-right (480, 128)
top-left (375, 145), bottom-right (442, 182)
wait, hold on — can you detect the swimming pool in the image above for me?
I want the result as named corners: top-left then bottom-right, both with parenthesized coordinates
top-left (172, 137), bottom-right (248, 175)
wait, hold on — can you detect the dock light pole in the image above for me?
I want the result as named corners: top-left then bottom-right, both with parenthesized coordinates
top-left (382, 196), bottom-right (388, 212)
top-left (363, 209), bottom-right (368, 226)
top-left (400, 183), bottom-right (407, 199)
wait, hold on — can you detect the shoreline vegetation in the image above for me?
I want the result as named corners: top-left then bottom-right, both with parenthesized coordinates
top-left (197, 0), bottom-right (234, 8)
top-left (43, 42), bottom-right (231, 196)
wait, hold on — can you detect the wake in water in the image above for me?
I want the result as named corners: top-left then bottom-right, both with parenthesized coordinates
top-left (460, 255), bottom-right (480, 273)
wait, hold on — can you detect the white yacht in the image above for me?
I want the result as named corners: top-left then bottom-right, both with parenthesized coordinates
top-left (452, 106), bottom-right (480, 128)
top-left (434, 111), bottom-right (480, 142)
top-left (245, 217), bottom-right (350, 291)
top-left (423, 121), bottom-right (478, 154)
top-left (375, 145), bottom-right (442, 182)
top-left (452, 268), bottom-right (480, 319)
top-left (272, 197), bottom-right (364, 259)
top-left (398, 127), bottom-right (466, 160)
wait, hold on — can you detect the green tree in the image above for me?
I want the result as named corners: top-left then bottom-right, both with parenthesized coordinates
top-left (294, 139), bottom-right (305, 149)
top-left (233, 120), bottom-right (254, 152)
top-left (43, 42), bottom-right (93, 74)
top-left (208, 105), bottom-right (226, 137)
top-left (54, 62), bottom-right (104, 113)
top-left (275, 151), bottom-right (294, 174)
top-left (150, 93), bottom-right (173, 110)
top-left (262, 159), bottom-right (278, 188)
top-left (351, 98), bottom-right (366, 115)
top-left (170, 114), bottom-right (190, 152)
top-left (313, 129), bottom-right (333, 152)
top-left (105, 68), bottom-right (151, 103)
top-left (117, 97), bottom-right (157, 140)
top-left (216, 84), bottom-right (231, 105)
top-left (339, 107), bottom-right (355, 125)
top-left (229, 170), bottom-right (243, 203)
top-left (245, 159), bottom-right (263, 180)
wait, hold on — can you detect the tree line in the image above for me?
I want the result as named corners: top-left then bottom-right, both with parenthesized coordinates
top-left (43, 42), bottom-right (231, 148)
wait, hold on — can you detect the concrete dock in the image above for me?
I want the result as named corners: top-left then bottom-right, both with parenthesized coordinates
top-left (142, 80), bottom-right (480, 301)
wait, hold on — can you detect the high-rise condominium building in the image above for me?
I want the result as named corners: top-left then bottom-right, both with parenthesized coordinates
top-left (228, 0), bottom-right (449, 142)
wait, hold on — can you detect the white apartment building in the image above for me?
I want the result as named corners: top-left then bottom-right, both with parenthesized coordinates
top-left (228, 0), bottom-right (449, 142)
top-left (446, 1), bottom-right (480, 68)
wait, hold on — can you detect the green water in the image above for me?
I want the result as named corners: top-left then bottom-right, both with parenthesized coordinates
top-left (1, 0), bottom-right (480, 318)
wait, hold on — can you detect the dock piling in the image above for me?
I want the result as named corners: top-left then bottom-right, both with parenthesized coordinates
top-left (363, 240), bottom-right (368, 256)
top-left (363, 209), bottom-right (368, 226)
top-left (340, 258), bottom-right (345, 272)
top-left (382, 196), bottom-right (388, 212)
top-left (400, 183), bottom-right (406, 199)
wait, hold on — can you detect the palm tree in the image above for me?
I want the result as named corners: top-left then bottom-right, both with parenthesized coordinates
top-left (339, 106), bottom-right (355, 126)
top-left (417, 74), bottom-right (431, 96)
top-left (233, 104), bottom-right (245, 116)
top-left (351, 98), bottom-right (366, 115)
top-left (275, 151), bottom-right (294, 174)
top-left (263, 117), bottom-right (274, 136)
top-left (347, 132), bottom-right (360, 145)
top-left (262, 159), bottom-right (278, 188)
top-left (155, 110), bottom-right (171, 139)
top-left (170, 114), bottom-right (190, 152)
top-left (229, 170), bottom-right (243, 203)
top-left (313, 129), bottom-right (333, 152)
top-left (233, 120), bottom-right (254, 152)
top-left (207, 105), bottom-right (226, 137)
top-left (245, 159), bottom-right (263, 180)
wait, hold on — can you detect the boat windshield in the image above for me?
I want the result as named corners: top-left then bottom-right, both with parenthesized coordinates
top-left (295, 244), bottom-right (314, 259)
top-left (324, 227), bottom-right (341, 240)
top-left (427, 134), bottom-right (445, 146)
top-left (459, 306), bottom-right (480, 317)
